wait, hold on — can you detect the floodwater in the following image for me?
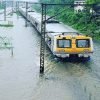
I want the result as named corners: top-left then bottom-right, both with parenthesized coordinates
top-left (0, 14), bottom-right (100, 100)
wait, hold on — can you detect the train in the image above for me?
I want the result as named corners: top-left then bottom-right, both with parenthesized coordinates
top-left (19, 7), bottom-right (94, 60)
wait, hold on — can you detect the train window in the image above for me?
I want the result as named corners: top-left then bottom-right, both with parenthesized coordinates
top-left (48, 38), bottom-right (51, 45)
top-left (57, 39), bottom-right (71, 48)
top-left (76, 39), bottom-right (90, 48)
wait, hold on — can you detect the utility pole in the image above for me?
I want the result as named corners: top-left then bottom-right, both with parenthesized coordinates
top-left (16, 1), bottom-right (19, 19)
top-left (40, 3), bottom-right (46, 74)
top-left (25, 2), bottom-right (28, 27)
top-left (4, 0), bottom-right (6, 21)
top-left (16, 1), bottom-right (19, 12)
top-left (12, 1), bottom-right (13, 13)
top-left (18, 1), bottom-right (19, 11)
top-left (39, 3), bottom-right (70, 74)
top-left (16, 1), bottom-right (17, 13)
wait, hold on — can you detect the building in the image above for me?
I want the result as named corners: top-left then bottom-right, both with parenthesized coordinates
top-left (74, 0), bottom-right (86, 13)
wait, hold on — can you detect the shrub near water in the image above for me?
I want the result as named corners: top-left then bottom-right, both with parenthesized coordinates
top-left (34, 0), bottom-right (100, 39)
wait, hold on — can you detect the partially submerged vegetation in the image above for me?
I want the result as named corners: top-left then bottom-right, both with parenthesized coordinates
top-left (0, 24), bottom-right (13, 27)
top-left (0, 21), bottom-right (14, 27)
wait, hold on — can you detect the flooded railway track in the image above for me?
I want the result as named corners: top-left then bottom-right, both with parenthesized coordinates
top-left (0, 14), bottom-right (100, 100)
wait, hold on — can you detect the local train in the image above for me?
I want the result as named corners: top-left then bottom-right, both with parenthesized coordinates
top-left (19, 8), bottom-right (94, 59)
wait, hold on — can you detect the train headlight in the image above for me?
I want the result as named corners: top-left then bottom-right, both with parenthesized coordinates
top-left (83, 49), bottom-right (89, 53)
top-left (58, 49), bottom-right (65, 53)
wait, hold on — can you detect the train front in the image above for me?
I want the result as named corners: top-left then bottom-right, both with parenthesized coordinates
top-left (53, 34), bottom-right (93, 59)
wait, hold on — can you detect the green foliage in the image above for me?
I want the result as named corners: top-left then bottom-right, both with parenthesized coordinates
top-left (33, 0), bottom-right (100, 39)
top-left (86, 0), bottom-right (100, 4)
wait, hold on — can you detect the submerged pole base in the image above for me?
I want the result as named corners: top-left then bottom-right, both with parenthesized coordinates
top-left (40, 67), bottom-right (44, 74)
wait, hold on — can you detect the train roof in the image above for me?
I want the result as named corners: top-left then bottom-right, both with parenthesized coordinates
top-left (28, 12), bottom-right (60, 24)
top-left (46, 23), bottom-right (78, 36)
top-left (28, 12), bottom-right (78, 36)
top-left (28, 12), bottom-right (41, 22)
top-left (20, 8), bottom-right (80, 37)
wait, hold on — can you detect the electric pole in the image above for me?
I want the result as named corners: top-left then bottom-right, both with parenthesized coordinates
top-left (25, 2), bottom-right (28, 27)
top-left (4, 0), bottom-right (6, 21)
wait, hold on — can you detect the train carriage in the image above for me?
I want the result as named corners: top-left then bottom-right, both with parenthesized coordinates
top-left (19, 8), bottom-right (94, 59)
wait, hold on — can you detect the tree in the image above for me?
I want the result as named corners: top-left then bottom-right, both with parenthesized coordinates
top-left (86, 0), bottom-right (100, 4)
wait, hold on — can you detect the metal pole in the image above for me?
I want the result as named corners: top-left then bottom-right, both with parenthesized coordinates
top-left (12, 1), bottom-right (13, 13)
top-left (85, 5), bottom-right (88, 25)
top-left (18, 1), bottom-right (19, 11)
top-left (4, 1), bottom-right (6, 21)
top-left (16, 1), bottom-right (19, 19)
top-left (25, 2), bottom-right (28, 27)
top-left (40, 4), bottom-right (46, 74)
top-left (16, 1), bottom-right (19, 12)
top-left (16, 1), bottom-right (17, 13)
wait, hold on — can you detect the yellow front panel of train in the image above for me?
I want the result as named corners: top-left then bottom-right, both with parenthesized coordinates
top-left (55, 35), bottom-right (92, 54)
